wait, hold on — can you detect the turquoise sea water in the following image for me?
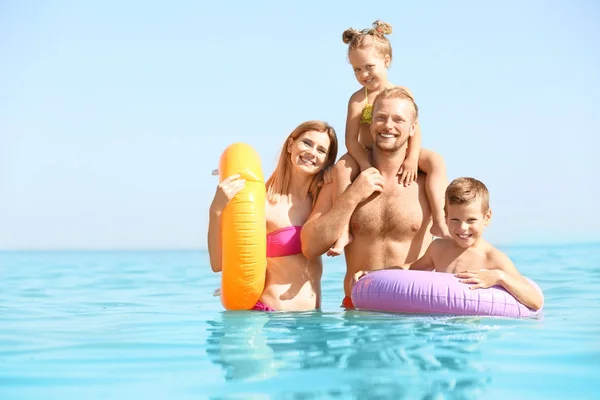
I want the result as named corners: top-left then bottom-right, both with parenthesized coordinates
top-left (1, 244), bottom-right (599, 399)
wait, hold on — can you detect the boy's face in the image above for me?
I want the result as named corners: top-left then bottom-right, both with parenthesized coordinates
top-left (446, 199), bottom-right (492, 248)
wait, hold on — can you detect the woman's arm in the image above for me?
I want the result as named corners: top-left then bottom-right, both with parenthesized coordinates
top-left (207, 174), bottom-right (245, 272)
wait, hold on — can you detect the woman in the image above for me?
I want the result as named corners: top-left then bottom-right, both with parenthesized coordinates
top-left (208, 121), bottom-right (338, 311)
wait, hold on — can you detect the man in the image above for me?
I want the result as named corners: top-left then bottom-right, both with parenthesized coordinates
top-left (301, 87), bottom-right (435, 309)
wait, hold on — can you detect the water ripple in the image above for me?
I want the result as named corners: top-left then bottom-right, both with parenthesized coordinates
top-left (1, 245), bottom-right (600, 400)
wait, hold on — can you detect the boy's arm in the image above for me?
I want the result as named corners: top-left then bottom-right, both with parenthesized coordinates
top-left (345, 96), bottom-right (372, 171)
top-left (301, 167), bottom-right (384, 260)
top-left (491, 251), bottom-right (543, 310)
top-left (456, 250), bottom-right (543, 311)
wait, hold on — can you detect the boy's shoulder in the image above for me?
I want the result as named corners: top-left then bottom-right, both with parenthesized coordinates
top-left (483, 242), bottom-right (513, 268)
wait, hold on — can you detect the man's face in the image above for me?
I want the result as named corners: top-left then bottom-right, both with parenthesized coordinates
top-left (370, 97), bottom-right (416, 153)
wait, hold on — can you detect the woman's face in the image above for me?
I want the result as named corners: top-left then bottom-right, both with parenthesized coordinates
top-left (287, 130), bottom-right (331, 176)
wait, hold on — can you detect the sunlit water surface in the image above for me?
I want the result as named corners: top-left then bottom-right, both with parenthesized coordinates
top-left (1, 244), bottom-right (599, 399)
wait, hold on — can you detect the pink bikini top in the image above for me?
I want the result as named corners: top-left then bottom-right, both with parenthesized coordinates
top-left (267, 226), bottom-right (303, 258)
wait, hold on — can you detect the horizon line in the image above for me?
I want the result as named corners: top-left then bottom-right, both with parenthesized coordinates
top-left (1, 240), bottom-right (599, 253)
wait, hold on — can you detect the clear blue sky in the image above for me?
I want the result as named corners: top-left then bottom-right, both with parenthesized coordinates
top-left (1, 0), bottom-right (599, 250)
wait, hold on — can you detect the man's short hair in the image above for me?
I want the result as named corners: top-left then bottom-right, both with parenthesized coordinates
top-left (372, 87), bottom-right (419, 122)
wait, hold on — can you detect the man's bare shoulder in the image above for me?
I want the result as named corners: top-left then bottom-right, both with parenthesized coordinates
top-left (429, 238), bottom-right (456, 256)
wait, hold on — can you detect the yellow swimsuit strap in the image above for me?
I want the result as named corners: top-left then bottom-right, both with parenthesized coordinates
top-left (360, 86), bottom-right (373, 124)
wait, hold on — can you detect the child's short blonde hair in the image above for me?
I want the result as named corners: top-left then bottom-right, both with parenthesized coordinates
top-left (445, 177), bottom-right (490, 213)
top-left (342, 21), bottom-right (393, 62)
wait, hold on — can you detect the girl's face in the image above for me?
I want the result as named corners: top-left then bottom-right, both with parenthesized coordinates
top-left (349, 46), bottom-right (390, 92)
top-left (287, 130), bottom-right (331, 176)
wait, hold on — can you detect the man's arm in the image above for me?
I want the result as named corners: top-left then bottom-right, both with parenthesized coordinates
top-left (301, 167), bottom-right (384, 260)
top-left (407, 241), bottom-right (437, 271)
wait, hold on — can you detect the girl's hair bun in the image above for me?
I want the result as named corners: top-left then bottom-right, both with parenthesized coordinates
top-left (342, 28), bottom-right (361, 44)
top-left (372, 20), bottom-right (392, 36)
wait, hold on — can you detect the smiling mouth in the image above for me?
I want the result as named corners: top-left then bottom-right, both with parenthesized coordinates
top-left (299, 155), bottom-right (315, 166)
top-left (457, 233), bottom-right (472, 240)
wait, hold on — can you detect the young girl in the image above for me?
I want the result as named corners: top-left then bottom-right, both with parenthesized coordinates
top-left (327, 20), bottom-right (450, 256)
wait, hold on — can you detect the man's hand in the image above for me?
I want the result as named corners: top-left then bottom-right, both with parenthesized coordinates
top-left (352, 270), bottom-right (370, 286)
top-left (350, 167), bottom-right (384, 202)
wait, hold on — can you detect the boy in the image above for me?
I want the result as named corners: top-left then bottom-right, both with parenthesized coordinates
top-left (352, 177), bottom-right (543, 311)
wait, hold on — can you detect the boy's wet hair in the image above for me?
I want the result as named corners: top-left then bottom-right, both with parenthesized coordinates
top-left (342, 20), bottom-right (393, 62)
top-left (372, 87), bottom-right (419, 122)
top-left (445, 177), bottom-right (490, 213)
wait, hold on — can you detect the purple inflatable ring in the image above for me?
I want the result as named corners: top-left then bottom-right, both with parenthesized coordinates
top-left (351, 269), bottom-right (543, 317)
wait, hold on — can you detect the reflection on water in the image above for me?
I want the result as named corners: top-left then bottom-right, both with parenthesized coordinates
top-left (204, 310), bottom-right (525, 399)
top-left (206, 312), bottom-right (276, 382)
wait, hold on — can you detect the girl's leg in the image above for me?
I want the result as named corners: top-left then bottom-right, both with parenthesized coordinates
top-left (419, 149), bottom-right (451, 239)
top-left (327, 153), bottom-right (359, 256)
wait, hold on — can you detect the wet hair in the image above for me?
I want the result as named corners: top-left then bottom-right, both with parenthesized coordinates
top-left (445, 177), bottom-right (490, 213)
top-left (266, 121), bottom-right (338, 205)
top-left (372, 87), bottom-right (419, 122)
top-left (342, 20), bottom-right (393, 62)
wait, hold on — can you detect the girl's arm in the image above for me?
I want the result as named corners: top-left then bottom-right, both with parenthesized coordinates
top-left (399, 86), bottom-right (422, 184)
top-left (406, 120), bottom-right (422, 165)
top-left (345, 96), bottom-right (372, 171)
top-left (207, 175), bottom-right (246, 273)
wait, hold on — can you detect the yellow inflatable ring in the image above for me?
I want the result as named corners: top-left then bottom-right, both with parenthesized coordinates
top-left (218, 143), bottom-right (267, 310)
